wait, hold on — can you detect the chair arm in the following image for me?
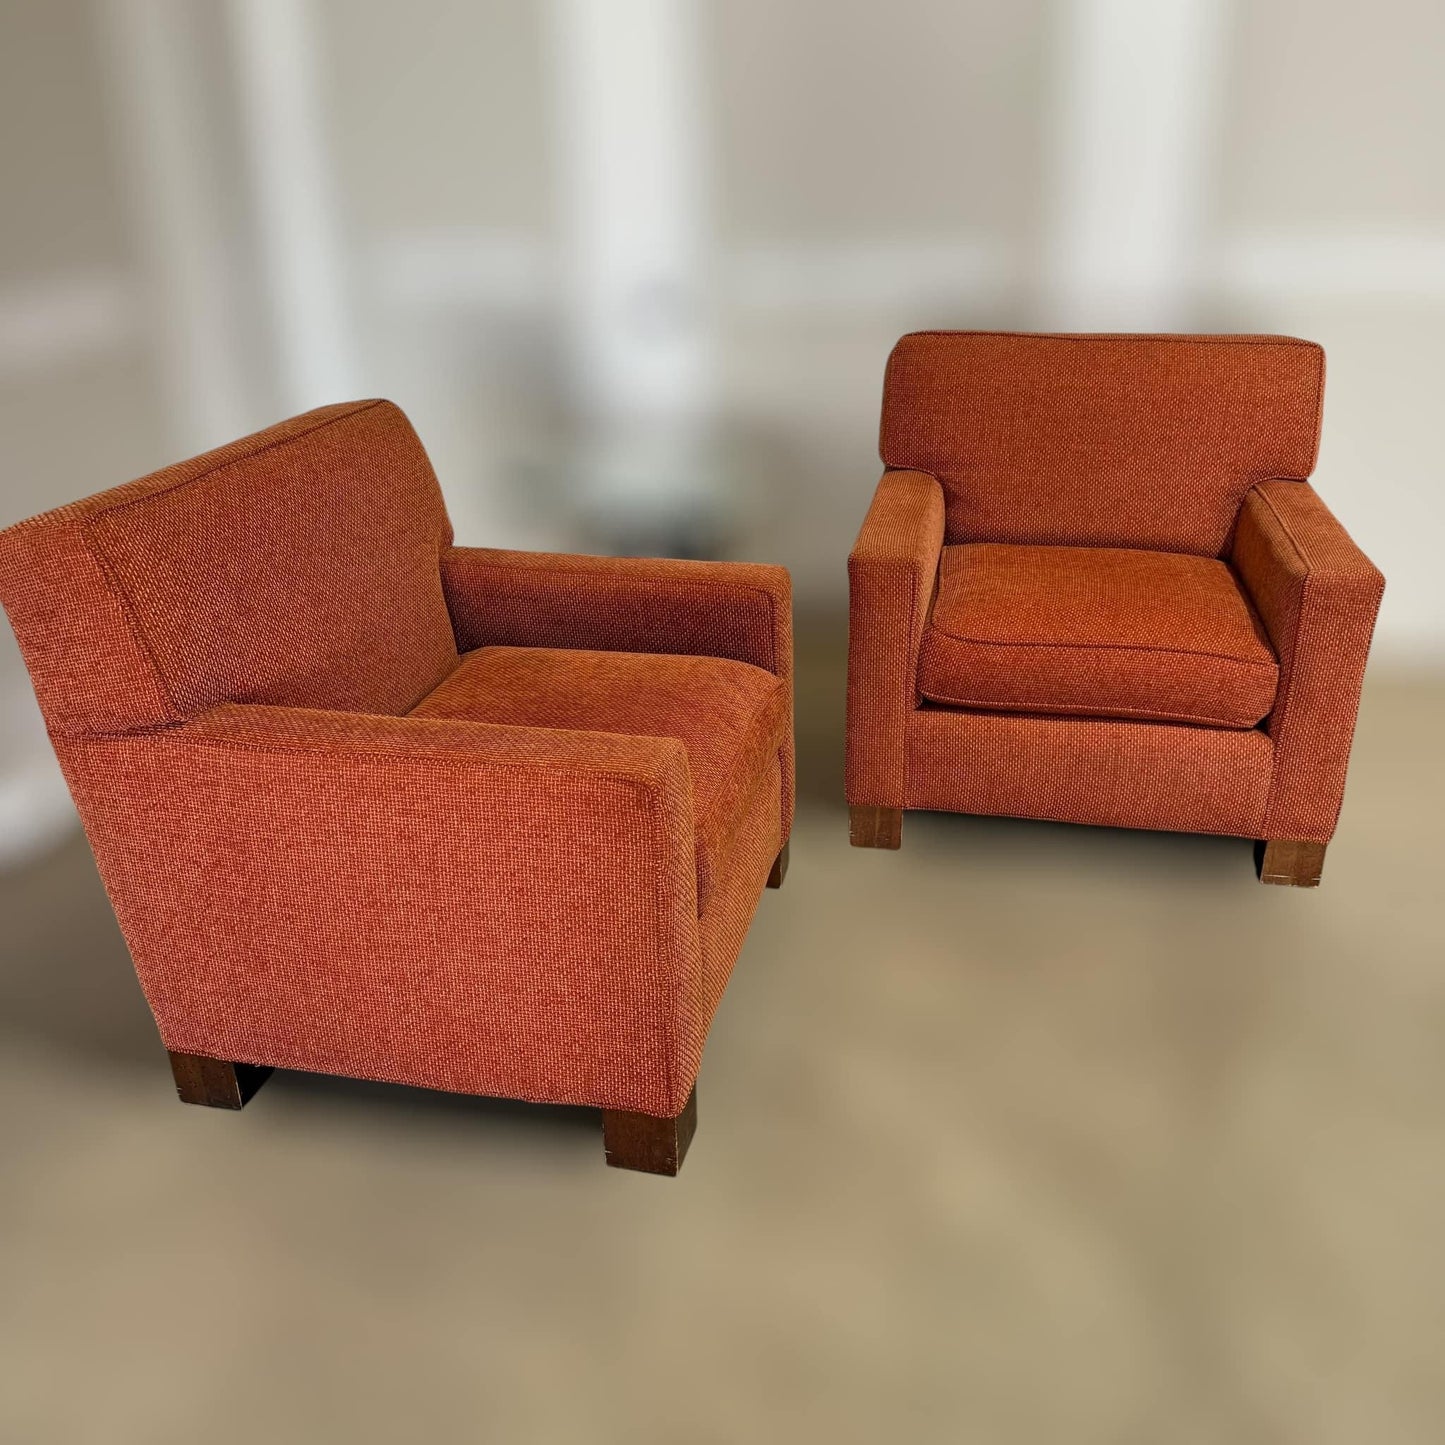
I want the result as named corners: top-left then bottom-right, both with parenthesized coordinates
top-left (440, 546), bottom-right (794, 834)
top-left (1230, 480), bottom-right (1385, 840)
top-left (58, 703), bottom-right (704, 1115)
top-left (441, 547), bottom-right (790, 679)
top-left (846, 470), bottom-right (946, 807)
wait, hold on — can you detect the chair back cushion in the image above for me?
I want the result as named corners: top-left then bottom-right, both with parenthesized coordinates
top-left (880, 331), bottom-right (1324, 556)
top-left (0, 400), bottom-right (458, 735)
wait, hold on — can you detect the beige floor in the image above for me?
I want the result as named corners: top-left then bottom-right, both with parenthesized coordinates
top-left (2, 650), bottom-right (1442, 1445)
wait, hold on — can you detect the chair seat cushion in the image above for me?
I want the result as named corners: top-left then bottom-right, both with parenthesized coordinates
top-left (410, 646), bottom-right (787, 911)
top-left (917, 543), bottom-right (1279, 728)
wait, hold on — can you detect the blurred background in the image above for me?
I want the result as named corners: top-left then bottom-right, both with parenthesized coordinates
top-left (1, 3), bottom-right (1443, 1441)
top-left (3, 0), bottom-right (1444, 852)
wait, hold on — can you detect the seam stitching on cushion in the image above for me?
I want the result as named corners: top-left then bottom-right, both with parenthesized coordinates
top-left (1254, 482), bottom-right (1376, 581)
top-left (776, 742), bottom-right (789, 839)
top-left (1306, 345), bottom-right (1326, 473)
top-left (0, 401), bottom-right (386, 539)
top-left (122, 726), bottom-right (684, 786)
top-left (897, 331), bottom-right (1319, 349)
top-left (900, 546), bottom-right (941, 809)
top-left (1252, 487), bottom-right (1316, 833)
top-left (897, 561), bottom-right (918, 809)
top-left (878, 351), bottom-right (902, 461)
top-left (47, 718), bottom-right (185, 742)
top-left (640, 783), bottom-right (680, 1116)
top-left (915, 691), bottom-right (1265, 729)
top-left (85, 401), bottom-right (387, 522)
top-left (883, 478), bottom-right (941, 809)
top-left (77, 526), bottom-right (185, 721)
top-left (925, 630), bottom-right (1279, 669)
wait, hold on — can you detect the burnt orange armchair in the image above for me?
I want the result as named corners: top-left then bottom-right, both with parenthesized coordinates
top-left (0, 401), bottom-right (793, 1174)
top-left (847, 331), bottom-right (1383, 886)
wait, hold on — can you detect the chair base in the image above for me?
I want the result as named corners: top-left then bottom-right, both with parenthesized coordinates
top-left (766, 841), bottom-right (789, 888)
top-left (167, 1050), bottom-right (273, 1109)
top-left (602, 1088), bottom-right (697, 1176)
top-left (1256, 839), bottom-right (1327, 888)
top-left (849, 805), bottom-right (902, 849)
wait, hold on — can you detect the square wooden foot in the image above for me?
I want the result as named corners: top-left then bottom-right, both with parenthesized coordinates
top-left (602, 1087), bottom-right (697, 1176)
top-left (767, 840), bottom-right (790, 888)
top-left (1256, 839), bottom-right (1327, 888)
top-left (167, 1050), bottom-right (273, 1109)
top-left (849, 805), bottom-right (902, 849)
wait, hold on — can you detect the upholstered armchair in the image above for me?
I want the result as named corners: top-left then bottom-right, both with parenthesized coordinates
top-left (847, 332), bottom-right (1383, 886)
top-left (0, 401), bottom-right (793, 1174)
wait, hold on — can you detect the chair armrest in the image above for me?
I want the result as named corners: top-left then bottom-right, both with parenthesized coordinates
top-left (1230, 479), bottom-right (1385, 840)
top-left (441, 546), bottom-right (791, 679)
top-left (440, 546), bottom-right (794, 835)
top-left (846, 470), bottom-right (946, 807)
top-left (59, 703), bottom-right (704, 1115)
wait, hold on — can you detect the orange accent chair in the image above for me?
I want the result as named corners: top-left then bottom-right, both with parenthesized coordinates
top-left (846, 332), bottom-right (1383, 886)
top-left (0, 401), bottom-right (793, 1174)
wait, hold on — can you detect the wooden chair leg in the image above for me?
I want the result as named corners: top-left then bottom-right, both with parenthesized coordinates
top-left (602, 1087), bottom-right (697, 1176)
top-left (766, 840), bottom-right (790, 888)
top-left (849, 805), bottom-right (902, 849)
top-left (1256, 839), bottom-right (1327, 888)
top-left (167, 1050), bottom-right (273, 1109)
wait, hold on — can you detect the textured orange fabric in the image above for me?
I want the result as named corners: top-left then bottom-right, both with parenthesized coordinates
top-left (0, 403), bottom-right (794, 1118)
top-left (1230, 480), bottom-right (1384, 840)
top-left (845, 471), bottom-right (945, 808)
top-left (881, 332), bottom-right (1324, 555)
top-left (906, 707), bottom-right (1273, 837)
top-left (697, 750), bottom-right (783, 1039)
top-left (917, 543), bottom-right (1278, 728)
top-left (410, 646), bottom-right (788, 912)
top-left (441, 546), bottom-right (794, 837)
top-left (54, 706), bottom-right (703, 1116)
top-left (0, 401), bottom-right (457, 733)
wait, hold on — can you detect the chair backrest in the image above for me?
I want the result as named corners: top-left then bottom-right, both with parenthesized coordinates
top-left (0, 400), bottom-right (459, 737)
top-left (879, 331), bottom-right (1325, 556)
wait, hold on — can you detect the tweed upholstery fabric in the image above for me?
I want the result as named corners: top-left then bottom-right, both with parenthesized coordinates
top-left (410, 646), bottom-right (788, 912)
top-left (881, 332), bottom-right (1325, 555)
top-left (696, 752), bottom-right (783, 1046)
top-left (845, 471), bottom-right (945, 808)
top-left (441, 545), bottom-right (794, 837)
top-left (1230, 480), bottom-right (1384, 841)
top-left (0, 401), bottom-right (457, 733)
top-left (0, 402), bottom-right (793, 1119)
top-left (905, 707), bottom-right (1273, 837)
top-left (55, 706), bottom-right (703, 1116)
top-left (917, 543), bottom-right (1278, 728)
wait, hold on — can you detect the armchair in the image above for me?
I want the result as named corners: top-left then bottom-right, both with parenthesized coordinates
top-left (846, 332), bottom-right (1383, 885)
top-left (0, 400), bottom-right (793, 1174)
